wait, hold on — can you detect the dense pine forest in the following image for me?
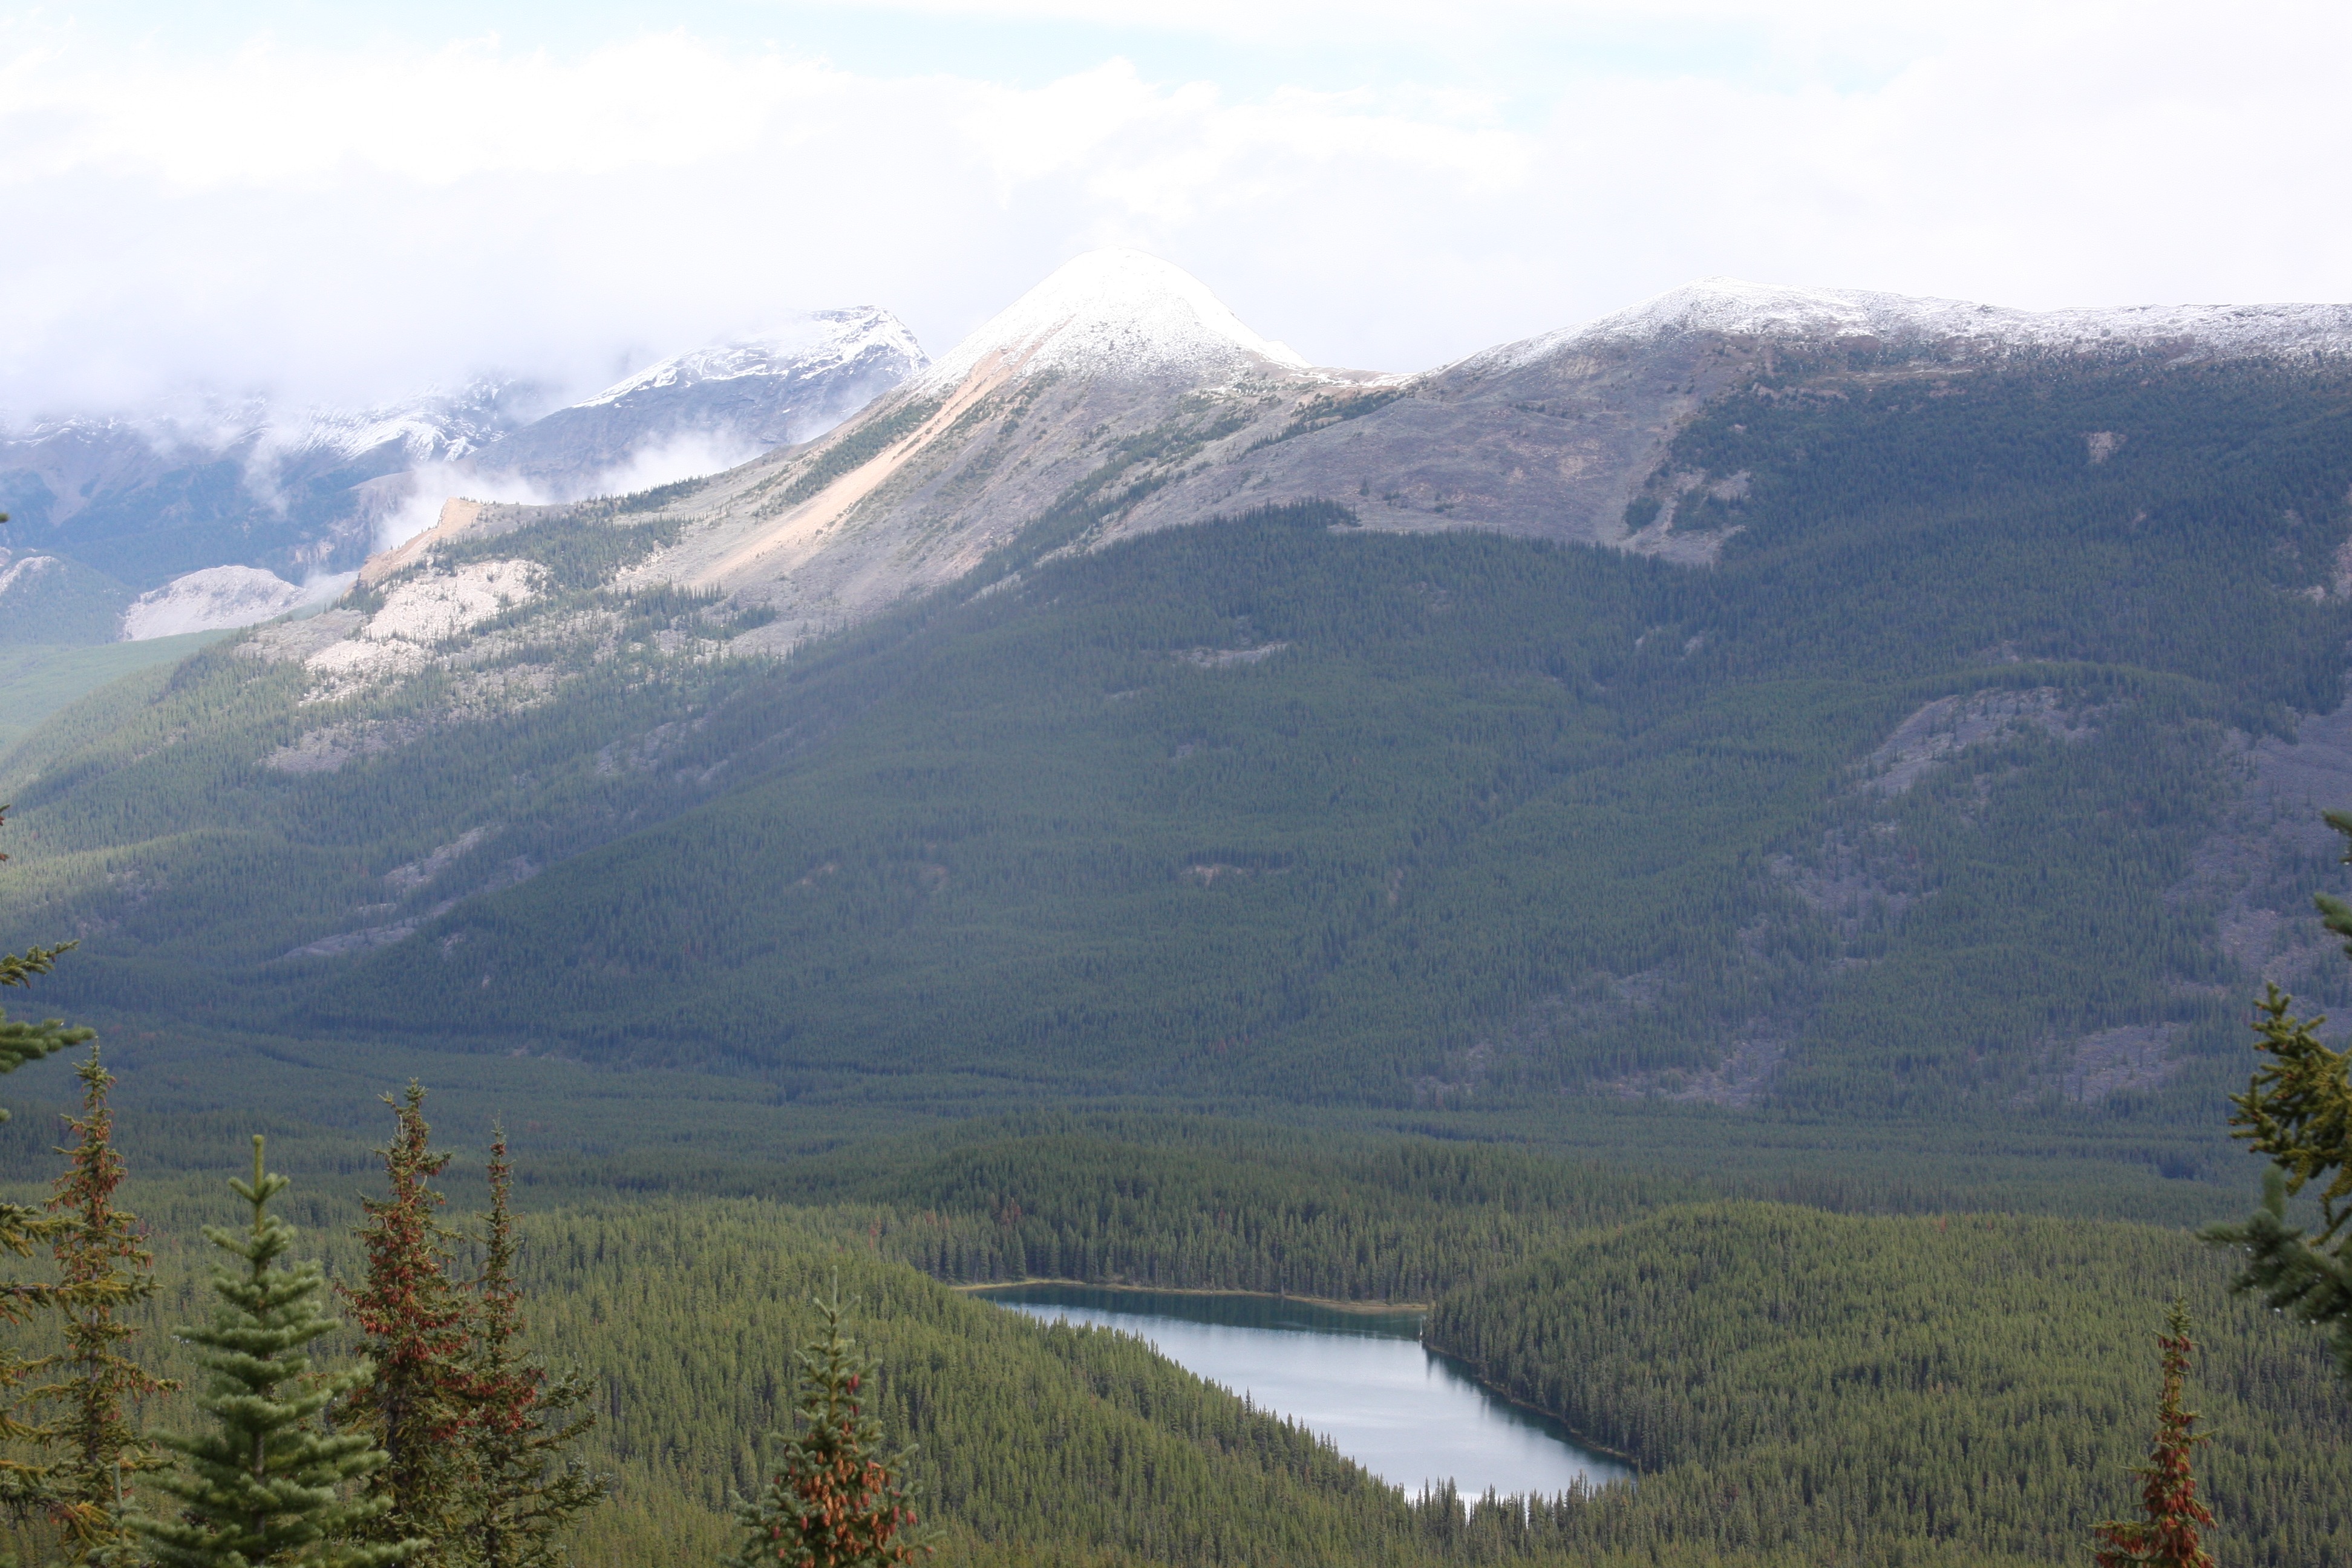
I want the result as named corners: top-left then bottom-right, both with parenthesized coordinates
top-left (0, 1103), bottom-right (2342, 1564)
top-left (3, 347), bottom-right (2350, 1563)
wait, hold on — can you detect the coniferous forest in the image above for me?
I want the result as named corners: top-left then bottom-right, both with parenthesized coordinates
top-left (1, 348), bottom-right (2350, 1564)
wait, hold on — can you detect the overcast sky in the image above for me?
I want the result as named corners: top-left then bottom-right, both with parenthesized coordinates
top-left (3, 0), bottom-right (2347, 417)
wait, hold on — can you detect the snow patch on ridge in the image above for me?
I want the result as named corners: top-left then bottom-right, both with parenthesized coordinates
top-left (918, 249), bottom-right (1309, 392)
top-left (1482, 277), bottom-right (2352, 371)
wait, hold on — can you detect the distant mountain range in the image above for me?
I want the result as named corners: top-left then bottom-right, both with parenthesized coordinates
top-left (0, 307), bottom-right (924, 642)
top-left (20, 257), bottom-right (2352, 652)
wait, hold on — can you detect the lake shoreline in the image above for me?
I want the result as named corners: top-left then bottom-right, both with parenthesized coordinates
top-left (958, 1278), bottom-right (1430, 1315)
top-left (1418, 1341), bottom-right (1642, 1473)
top-left (975, 1279), bottom-right (1631, 1494)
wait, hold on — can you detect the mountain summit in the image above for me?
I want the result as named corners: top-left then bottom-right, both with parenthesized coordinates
top-left (1491, 276), bottom-right (2352, 367)
top-left (917, 249), bottom-right (1310, 393)
top-left (580, 249), bottom-right (1350, 639)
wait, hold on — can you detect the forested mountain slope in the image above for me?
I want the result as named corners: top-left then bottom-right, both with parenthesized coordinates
top-left (1422, 1203), bottom-right (2350, 1562)
top-left (5, 345), bottom-right (2351, 1126)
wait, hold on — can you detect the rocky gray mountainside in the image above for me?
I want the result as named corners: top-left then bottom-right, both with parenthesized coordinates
top-left (1119, 279), bottom-right (2352, 555)
top-left (547, 256), bottom-right (2352, 656)
top-left (514, 249), bottom-right (1389, 649)
top-left (0, 309), bottom-right (925, 641)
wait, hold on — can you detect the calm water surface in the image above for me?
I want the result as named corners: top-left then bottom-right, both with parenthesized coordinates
top-left (979, 1284), bottom-right (1630, 1497)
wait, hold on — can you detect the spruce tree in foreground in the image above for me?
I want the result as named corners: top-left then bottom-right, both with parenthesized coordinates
top-left (343, 1084), bottom-right (473, 1561)
top-left (732, 1286), bottom-right (937, 1568)
top-left (2092, 1299), bottom-right (2216, 1568)
top-left (132, 1135), bottom-right (417, 1568)
top-left (2203, 808), bottom-right (2352, 1391)
top-left (464, 1126), bottom-right (606, 1568)
top-left (32, 1047), bottom-right (175, 1560)
top-left (0, 802), bottom-right (99, 1517)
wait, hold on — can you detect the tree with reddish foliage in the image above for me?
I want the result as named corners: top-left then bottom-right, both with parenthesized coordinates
top-left (732, 1285), bottom-right (938, 1568)
top-left (32, 1047), bottom-right (177, 1560)
top-left (341, 1083), bottom-right (474, 1563)
top-left (2092, 1299), bottom-right (2216, 1568)
top-left (462, 1125), bottom-right (604, 1568)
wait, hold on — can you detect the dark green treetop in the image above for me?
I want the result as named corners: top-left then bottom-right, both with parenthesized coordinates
top-left (2203, 811), bottom-right (2352, 1389)
top-left (132, 1136), bottom-right (419, 1568)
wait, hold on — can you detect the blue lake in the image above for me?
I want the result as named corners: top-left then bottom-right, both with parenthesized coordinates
top-left (979, 1283), bottom-right (1632, 1498)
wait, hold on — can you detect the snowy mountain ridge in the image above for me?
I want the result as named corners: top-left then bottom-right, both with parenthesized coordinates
top-left (916, 249), bottom-right (1310, 394)
top-left (1481, 276), bottom-right (2352, 372)
top-left (1, 386), bottom-right (532, 471)
top-left (578, 309), bottom-right (926, 410)
top-left (288, 379), bottom-right (541, 463)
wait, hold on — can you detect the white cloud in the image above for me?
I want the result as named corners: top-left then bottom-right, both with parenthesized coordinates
top-left (0, 3), bottom-right (2345, 420)
top-left (371, 432), bottom-right (771, 555)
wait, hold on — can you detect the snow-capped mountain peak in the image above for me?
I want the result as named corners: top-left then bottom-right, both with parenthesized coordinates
top-left (576, 308), bottom-right (926, 411)
top-left (1485, 277), bottom-right (2352, 371)
top-left (918, 249), bottom-right (1310, 393)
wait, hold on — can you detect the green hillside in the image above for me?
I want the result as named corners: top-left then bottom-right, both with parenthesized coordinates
top-left (0, 633), bottom-right (231, 748)
top-left (0, 552), bottom-right (134, 645)
top-left (2, 358), bottom-right (2348, 1132)
top-left (1425, 1203), bottom-right (2351, 1562)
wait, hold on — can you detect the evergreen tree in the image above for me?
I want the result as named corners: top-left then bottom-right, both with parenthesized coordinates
top-left (131, 1135), bottom-right (417, 1568)
top-left (0, 803), bottom-right (94, 1104)
top-left (31, 1047), bottom-right (175, 1560)
top-left (343, 1084), bottom-right (474, 1561)
top-left (0, 802), bottom-right (97, 1518)
top-left (732, 1284), bottom-right (937, 1568)
top-left (2091, 1299), bottom-right (2215, 1568)
top-left (463, 1126), bottom-right (606, 1568)
top-left (2203, 809), bottom-right (2352, 1391)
